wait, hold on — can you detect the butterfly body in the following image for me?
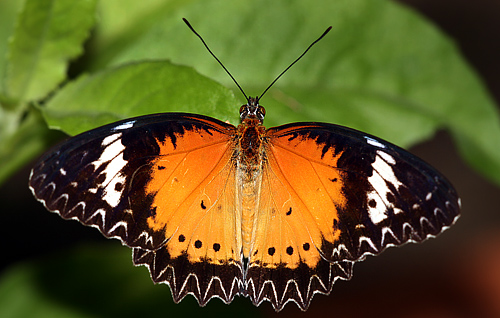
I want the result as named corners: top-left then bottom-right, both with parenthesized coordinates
top-left (236, 97), bottom-right (267, 258)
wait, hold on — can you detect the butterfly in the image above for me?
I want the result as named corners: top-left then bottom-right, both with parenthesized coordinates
top-left (29, 19), bottom-right (461, 311)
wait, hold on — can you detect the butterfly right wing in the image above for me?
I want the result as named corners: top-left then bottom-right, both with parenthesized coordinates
top-left (29, 113), bottom-right (244, 305)
top-left (245, 122), bottom-right (460, 311)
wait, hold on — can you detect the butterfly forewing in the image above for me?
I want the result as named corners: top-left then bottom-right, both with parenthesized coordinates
top-left (266, 123), bottom-right (460, 263)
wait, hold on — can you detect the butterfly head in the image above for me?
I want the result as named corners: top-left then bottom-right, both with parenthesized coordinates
top-left (240, 96), bottom-right (266, 124)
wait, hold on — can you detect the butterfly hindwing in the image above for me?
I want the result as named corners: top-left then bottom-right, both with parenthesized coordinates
top-left (133, 245), bottom-right (243, 306)
top-left (29, 113), bottom-right (245, 304)
top-left (246, 257), bottom-right (353, 311)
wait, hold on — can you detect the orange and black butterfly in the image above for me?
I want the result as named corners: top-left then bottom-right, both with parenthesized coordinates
top-left (29, 20), bottom-right (460, 311)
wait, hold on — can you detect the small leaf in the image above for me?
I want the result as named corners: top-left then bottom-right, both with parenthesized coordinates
top-left (3, 0), bottom-right (97, 103)
top-left (43, 61), bottom-right (239, 135)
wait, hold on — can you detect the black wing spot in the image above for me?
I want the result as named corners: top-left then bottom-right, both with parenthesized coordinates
top-left (303, 243), bottom-right (310, 251)
top-left (333, 219), bottom-right (339, 230)
top-left (368, 199), bottom-right (377, 208)
top-left (114, 182), bottom-right (123, 192)
top-left (286, 246), bottom-right (294, 255)
top-left (149, 206), bottom-right (158, 218)
top-left (96, 172), bottom-right (106, 184)
top-left (268, 247), bottom-right (276, 256)
top-left (201, 200), bottom-right (207, 210)
top-left (286, 207), bottom-right (292, 216)
top-left (178, 234), bottom-right (185, 242)
top-left (386, 192), bottom-right (396, 203)
top-left (330, 177), bottom-right (338, 182)
top-left (194, 240), bottom-right (202, 248)
top-left (158, 165), bottom-right (166, 170)
top-left (213, 243), bottom-right (221, 252)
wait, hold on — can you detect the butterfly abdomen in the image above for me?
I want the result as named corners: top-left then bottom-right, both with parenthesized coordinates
top-left (236, 123), bottom-right (267, 258)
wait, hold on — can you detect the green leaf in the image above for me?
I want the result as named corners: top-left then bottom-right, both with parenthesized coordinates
top-left (89, 0), bottom-right (191, 71)
top-left (85, 0), bottom-right (500, 185)
top-left (43, 61), bottom-right (238, 135)
top-left (0, 244), bottom-right (259, 318)
top-left (0, 0), bottom-right (24, 98)
top-left (0, 0), bottom-right (98, 186)
top-left (0, 107), bottom-right (63, 184)
top-left (3, 0), bottom-right (97, 103)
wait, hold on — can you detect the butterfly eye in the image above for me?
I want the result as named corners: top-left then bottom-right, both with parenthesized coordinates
top-left (259, 106), bottom-right (266, 117)
top-left (239, 105), bottom-right (248, 120)
top-left (257, 106), bottom-right (266, 122)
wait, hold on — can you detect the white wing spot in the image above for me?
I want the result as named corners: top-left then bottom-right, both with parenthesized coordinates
top-left (88, 133), bottom-right (127, 207)
top-left (377, 150), bottom-right (396, 165)
top-left (365, 136), bottom-right (386, 148)
top-left (101, 133), bottom-right (121, 147)
top-left (367, 151), bottom-right (404, 224)
top-left (112, 120), bottom-right (136, 131)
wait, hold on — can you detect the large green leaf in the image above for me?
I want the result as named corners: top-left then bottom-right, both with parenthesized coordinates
top-left (2, 0), bottom-right (97, 103)
top-left (81, 0), bottom-right (500, 185)
top-left (43, 61), bottom-right (238, 135)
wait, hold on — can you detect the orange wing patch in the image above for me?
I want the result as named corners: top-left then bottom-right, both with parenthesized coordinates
top-left (244, 126), bottom-right (351, 310)
top-left (142, 127), bottom-right (241, 265)
top-left (249, 127), bottom-right (346, 269)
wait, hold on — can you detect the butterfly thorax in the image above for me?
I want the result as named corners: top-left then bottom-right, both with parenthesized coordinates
top-left (237, 97), bottom-right (268, 258)
top-left (237, 97), bottom-right (267, 178)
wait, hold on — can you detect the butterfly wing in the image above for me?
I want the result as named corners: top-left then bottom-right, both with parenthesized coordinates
top-left (246, 122), bottom-right (460, 311)
top-left (29, 113), bottom-right (244, 305)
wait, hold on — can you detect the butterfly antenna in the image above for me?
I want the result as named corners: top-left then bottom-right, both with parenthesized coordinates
top-left (259, 26), bottom-right (332, 100)
top-left (183, 18), bottom-right (249, 102)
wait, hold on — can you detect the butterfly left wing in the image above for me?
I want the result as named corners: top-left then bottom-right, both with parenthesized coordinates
top-left (29, 113), bottom-right (244, 305)
top-left (246, 122), bottom-right (460, 311)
